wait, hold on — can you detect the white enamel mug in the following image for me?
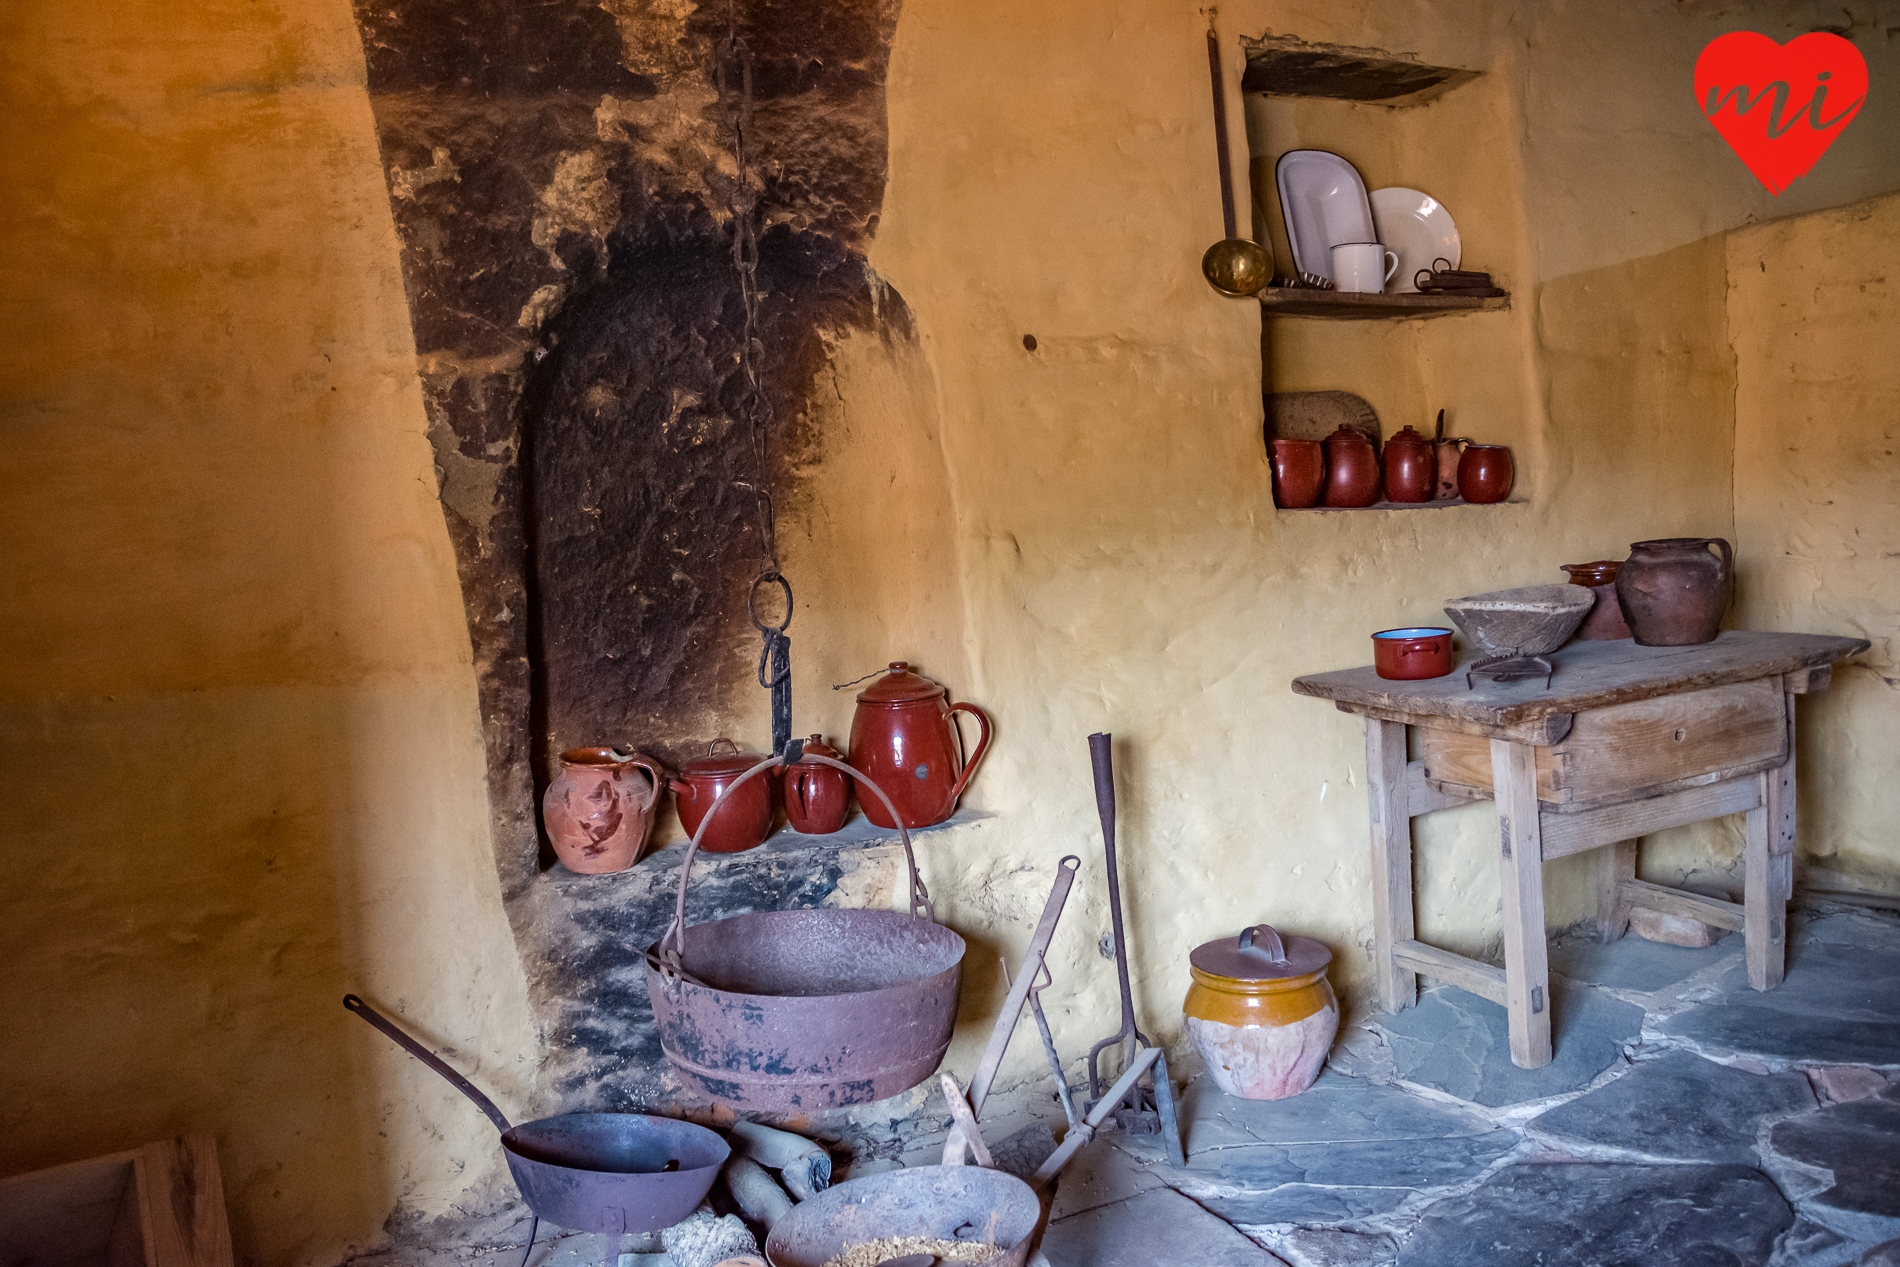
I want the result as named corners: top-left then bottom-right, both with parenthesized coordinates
top-left (1331, 242), bottom-right (1399, 294)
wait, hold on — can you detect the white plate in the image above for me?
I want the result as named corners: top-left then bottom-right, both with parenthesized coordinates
top-left (1275, 150), bottom-right (1375, 285)
top-left (1369, 187), bottom-right (1461, 294)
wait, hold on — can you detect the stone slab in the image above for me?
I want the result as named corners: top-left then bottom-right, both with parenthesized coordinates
top-left (1382, 985), bottom-right (1645, 1107)
top-left (1191, 1131), bottom-right (1518, 1192)
top-left (1550, 927), bottom-right (1737, 991)
top-left (1767, 1219), bottom-right (1857, 1267)
top-left (1274, 1228), bottom-right (1400, 1267)
top-left (1630, 904), bottom-right (1724, 948)
top-left (1040, 1186), bottom-right (1287, 1267)
top-left (1661, 940), bottom-right (1900, 1067)
top-left (1529, 1049), bottom-right (1814, 1162)
top-left (1178, 1071), bottom-right (1496, 1152)
top-left (1771, 1089), bottom-right (1900, 1243)
top-left (1397, 1163), bottom-right (1793, 1266)
top-left (1046, 1135), bottom-right (1165, 1222)
top-left (1204, 1185), bottom-right (1413, 1227)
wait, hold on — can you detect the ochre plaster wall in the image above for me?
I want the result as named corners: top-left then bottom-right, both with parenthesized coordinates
top-left (1728, 191), bottom-right (1900, 889)
top-left (0, 0), bottom-right (536, 1263)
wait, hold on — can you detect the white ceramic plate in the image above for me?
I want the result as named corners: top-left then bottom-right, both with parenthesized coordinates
top-left (1275, 150), bottom-right (1375, 285)
top-left (1369, 187), bottom-right (1461, 294)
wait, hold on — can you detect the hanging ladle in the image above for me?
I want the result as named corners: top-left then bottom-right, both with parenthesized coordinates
top-left (1200, 23), bottom-right (1272, 297)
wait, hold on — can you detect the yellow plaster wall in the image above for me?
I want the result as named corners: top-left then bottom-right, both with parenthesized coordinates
top-left (0, 0), bottom-right (537, 1263)
top-left (1728, 190), bottom-right (1900, 888)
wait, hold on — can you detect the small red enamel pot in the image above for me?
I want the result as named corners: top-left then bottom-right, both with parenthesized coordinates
top-left (1372, 627), bottom-right (1455, 680)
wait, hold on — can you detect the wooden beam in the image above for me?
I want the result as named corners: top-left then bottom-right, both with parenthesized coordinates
top-left (1366, 719), bottom-right (1417, 1013)
top-left (1784, 665), bottom-right (1832, 694)
top-left (1596, 840), bottom-right (1637, 943)
top-left (1392, 939), bottom-right (1508, 1006)
top-left (1334, 700), bottom-right (1574, 746)
top-left (1492, 738), bottom-right (1553, 1069)
top-left (135, 1136), bottom-right (234, 1267)
top-left (1406, 760), bottom-right (1487, 816)
top-left (1540, 777), bottom-right (1761, 860)
top-left (1621, 879), bottom-right (1745, 932)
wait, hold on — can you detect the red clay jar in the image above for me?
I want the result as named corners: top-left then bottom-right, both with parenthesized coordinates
top-left (541, 747), bottom-right (665, 873)
top-left (1561, 561), bottom-right (1633, 640)
top-left (1382, 426), bottom-right (1435, 503)
top-left (781, 734), bottom-right (850, 835)
top-left (1269, 438), bottom-right (1324, 509)
top-left (1372, 627), bottom-right (1455, 680)
top-left (1322, 426), bottom-right (1382, 508)
top-left (850, 662), bottom-right (991, 829)
top-left (1457, 444), bottom-right (1513, 504)
top-left (670, 738), bottom-right (775, 853)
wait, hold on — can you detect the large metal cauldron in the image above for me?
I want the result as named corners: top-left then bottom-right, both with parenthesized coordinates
top-left (764, 1166), bottom-right (1042, 1267)
top-left (647, 751), bottom-right (965, 1111)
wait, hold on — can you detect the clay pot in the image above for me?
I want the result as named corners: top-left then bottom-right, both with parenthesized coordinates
top-left (1381, 426), bottom-right (1435, 503)
top-left (1434, 439), bottom-right (1465, 500)
top-left (669, 738), bottom-right (775, 853)
top-left (1616, 538), bottom-right (1733, 646)
top-left (1183, 925), bottom-right (1337, 1101)
top-left (781, 734), bottom-right (850, 835)
top-left (1457, 444), bottom-right (1513, 504)
top-left (1268, 438), bottom-right (1324, 509)
top-left (850, 662), bottom-right (991, 829)
top-left (1372, 627), bottom-right (1454, 680)
top-left (1321, 426), bottom-right (1381, 508)
top-left (541, 747), bottom-right (665, 874)
top-left (1561, 561), bottom-right (1633, 640)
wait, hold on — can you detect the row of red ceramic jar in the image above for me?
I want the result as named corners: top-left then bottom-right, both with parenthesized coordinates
top-left (1269, 424), bottom-right (1513, 509)
top-left (540, 662), bottom-right (991, 873)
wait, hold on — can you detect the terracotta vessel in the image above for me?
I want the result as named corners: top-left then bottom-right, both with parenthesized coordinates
top-left (1381, 426), bottom-right (1434, 503)
top-left (1561, 560), bottom-right (1633, 640)
top-left (1372, 627), bottom-right (1454, 680)
top-left (850, 662), bottom-right (991, 829)
top-left (1321, 426), bottom-right (1381, 508)
top-left (1268, 438), bottom-right (1324, 509)
top-left (1457, 444), bottom-right (1513, 504)
top-left (669, 738), bottom-right (775, 853)
top-left (1616, 537), bottom-right (1733, 646)
top-left (541, 747), bottom-right (665, 874)
top-left (1183, 924), bottom-right (1337, 1100)
top-left (781, 734), bottom-right (850, 835)
top-left (1434, 438), bottom-right (1465, 500)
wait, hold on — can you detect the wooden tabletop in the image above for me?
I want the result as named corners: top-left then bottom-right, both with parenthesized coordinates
top-left (1292, 631), bottom-right (1868, 735)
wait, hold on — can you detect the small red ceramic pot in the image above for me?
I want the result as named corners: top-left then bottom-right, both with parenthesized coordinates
top-left (1372, 627), bottom-right (1455, 680)
top-left (1458, 445), bottom-right (1514, 504)
top-left (781, 734), bottom-right (850, 835)
top-left (1268, 438), bottom-right (1324, 509)
top-left (669, 738), bottom-right (775, 853)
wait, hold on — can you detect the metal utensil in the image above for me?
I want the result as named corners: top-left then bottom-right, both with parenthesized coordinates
top-left (1200, 26), bottom-right (1272, 297)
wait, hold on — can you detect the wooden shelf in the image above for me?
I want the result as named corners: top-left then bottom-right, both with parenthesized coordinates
top-left (1259, 289), bottom-right (1509, 319)
top-left (1277, 498), bottom-right (1510, 513)
top-left (1240, 34), bottom-right (1480, 106)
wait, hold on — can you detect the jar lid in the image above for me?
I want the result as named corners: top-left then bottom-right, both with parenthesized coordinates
top-left (1189, 924), bottom-right (1333, 981)
top-left (855, 662), bottom-right (946, 705)
top-left (1386, 425), bottom-right (1430, 447)
top-left (791, 733), bottom-right (843, 763)
top-left (1323, 425), bottom-right (1371, 446)
top-left (681, 737), bottom-right (768, 776)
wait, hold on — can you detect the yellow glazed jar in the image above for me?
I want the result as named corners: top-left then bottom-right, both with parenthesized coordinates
top-left (1182, 925), bottom-right (1338, 1100)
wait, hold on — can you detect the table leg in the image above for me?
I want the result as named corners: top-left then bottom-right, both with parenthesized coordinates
top-left (1365, 718), bottom-right (1417, 1014)
top-left (1490, 738), bottom-right (1553, 1069)
top-left (1596, 840), bottom-right (1637, 943)
top-left (1745, 691), bottom-right (1797, 990)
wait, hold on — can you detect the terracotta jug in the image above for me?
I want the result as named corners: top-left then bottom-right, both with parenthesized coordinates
top-left (781, 734), bottom-right (850, 835)
top-left (1268, 437), bottom-right (1324, 509)
top-left (1321, 426), bottom-right (1381, 508)
top-left (669, 738), bottom-right (775, 853)
top-left (849, 662), bottom-right (991, 829)
top-left (1616, 538), bottom-right (1733, 646)
top-left (541, 747), bottom-right (665, 874)
top-left (1182, 924), bottom-right (1337, 1100)
top-left (1381, 426), bottom-right (1434, 503)
top-left (1457, 444), bottom-right (1513, 504)
top-left (1561, 560), bottom-right (1633, 641)
top-left (1434, 438), bottom-right (1465, 500)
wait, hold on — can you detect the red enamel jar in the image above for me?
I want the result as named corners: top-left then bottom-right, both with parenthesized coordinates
top-left (668, 738), bottom-right (775, 853)
top-left (781, 734), bottom-right (850, 835)
top-left (1372, 627), bottom-right (1455, 680)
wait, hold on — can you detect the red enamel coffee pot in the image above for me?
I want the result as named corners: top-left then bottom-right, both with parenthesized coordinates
top-left (849, 662), bottom-right (992, 829)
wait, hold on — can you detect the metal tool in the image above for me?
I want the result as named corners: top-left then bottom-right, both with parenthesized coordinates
top-left (1081, 734), bottom-right (1186, 1166)
top-left (1030, 1046), bottom-right (1163, 1187)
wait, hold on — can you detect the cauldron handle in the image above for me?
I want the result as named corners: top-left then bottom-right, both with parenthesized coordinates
top-left (802, 753), bottom-right (933, 924)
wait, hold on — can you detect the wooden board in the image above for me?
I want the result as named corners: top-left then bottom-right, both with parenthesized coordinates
top-left (1292, 630), bottom-right (1868, 732)
top-left (1418, 680), bottom-right (1787, 806)
top-left (1258, 289), bottom-right (1509, 319)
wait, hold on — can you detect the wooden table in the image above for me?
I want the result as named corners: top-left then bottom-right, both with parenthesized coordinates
top-left (1292, 631), bottom-right (1868, 1069)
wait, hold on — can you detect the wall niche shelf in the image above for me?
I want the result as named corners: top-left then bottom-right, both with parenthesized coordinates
top-left (1259, 288), bottom-right (1509, 319)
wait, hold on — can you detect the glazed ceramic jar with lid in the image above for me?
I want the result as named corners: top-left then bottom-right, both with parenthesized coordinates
top-left (669, 738), bottom-right (775, 853)
top-left (1183, 924), bottom-right (1338, 1100)
top-left (781, 734), bottom-right (850, 835)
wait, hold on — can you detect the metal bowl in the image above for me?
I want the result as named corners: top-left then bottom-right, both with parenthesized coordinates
top-left (764, 1166), bottom-right (1042, 1267)
top-left (1443, 584), bottom-right (1594, 658)
top-left (502, 1113), bottom-right (728, 1233)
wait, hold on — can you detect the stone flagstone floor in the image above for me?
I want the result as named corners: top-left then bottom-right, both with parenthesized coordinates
top-left (1038, 901), bottom-right (1900, 1267)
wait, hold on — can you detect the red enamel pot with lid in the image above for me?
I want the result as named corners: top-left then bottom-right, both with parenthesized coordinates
top-left (849, 663), bottom-right (991, 829)
top-left (1372, 627), bottom-right (1455, 680)
top-left (669, 738), bottom-right (775, 852)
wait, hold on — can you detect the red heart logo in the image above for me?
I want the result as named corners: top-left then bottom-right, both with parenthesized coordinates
top-left (1695, 32), bottom-right (1867, 195)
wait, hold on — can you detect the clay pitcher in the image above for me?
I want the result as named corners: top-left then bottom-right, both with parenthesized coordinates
top-left (1381, 426), bottom-right (1434, 503)
top-left (781, 734), bottom-right (850, 835)
top-left (1434, 437), bottom-right (1465, 500)
top-left (1268, 437), bottom-right (1324, 509)
top-left (850, 662), bottom-right (991, 829)
top-left (1321, 426), bottom-right (1381, 508)
top-left (541, 747), bottom-right (665, 873)
top-left (1616, 537), bottom-right (1733, 646)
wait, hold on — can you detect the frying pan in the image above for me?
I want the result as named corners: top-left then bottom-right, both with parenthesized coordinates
top-left (344, 994), bottom-right (728, 1265)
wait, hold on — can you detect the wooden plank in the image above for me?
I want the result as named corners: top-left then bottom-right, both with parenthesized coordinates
top-left (1746, 692), bottom-right (1797, 990)
top-left (1365, 719), bottom-right (1417, 1013)
top-left (1292, 630), bottom-right (1869, 727)
top-left (1785, 665), bottom-right (1832, 694)
top-left (1405, 759), bottom-right (1487, 815)
top-left (1541, 777), bottom-right (1761, 860)
top-left (1392, 939), bottom-right (1508, 1005)
top-left (1621, 879), bottom-right (1745, 932)
top-left (1257, 288), bottom-right (1509, 319)
top-left (1491, 739), bottom-right (1553, 1069)
top-left (1596, 840), bottom-right (1637, 943)
top-left (1337, 700), bottom-right (1574, 746)
top-left (135, 1136), bottom-right (233, 1267)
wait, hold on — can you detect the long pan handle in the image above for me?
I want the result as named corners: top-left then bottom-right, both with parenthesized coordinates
top-left (343, 994), bottom-right (512, 1133)
top-left (1207, 27), bottom-right (1238, 242)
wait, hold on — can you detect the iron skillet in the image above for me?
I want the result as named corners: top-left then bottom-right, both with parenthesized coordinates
top-left (343, 994), bottom-right (728, 1265)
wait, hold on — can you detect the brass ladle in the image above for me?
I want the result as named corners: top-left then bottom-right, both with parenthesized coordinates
top-left (1200, 25), bottom-right (1272, 297)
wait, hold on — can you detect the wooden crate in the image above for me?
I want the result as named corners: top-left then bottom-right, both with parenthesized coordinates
top-left (0, 1135), bottom-right (233, 1267)
top-left (1418, 679), bottom-right (1788, 810)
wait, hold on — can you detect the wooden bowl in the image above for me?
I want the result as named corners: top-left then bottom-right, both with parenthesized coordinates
top-left (1442, 585), bottom-right (1593, 658)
